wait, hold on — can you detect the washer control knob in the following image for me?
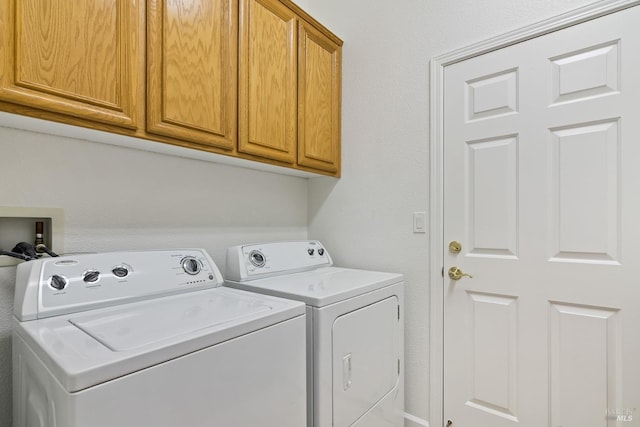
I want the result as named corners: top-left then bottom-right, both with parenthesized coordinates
top-left (318, 248), bottom-right (325, 256)
top-left (49, 274), bottom-right (68, 290)
top-left (83, 270), bottom-right (100, 283)
top-left (112, 266), bottom-right (130, 278)
top-left (308, 248), bottom-right (315, 256)
top-left (181, 256), bottom-right (201, 275)
top-left (249, 250), bottom-right (266, 268)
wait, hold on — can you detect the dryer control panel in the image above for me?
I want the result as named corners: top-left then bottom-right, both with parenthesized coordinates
top-left (14, 249), bottom-right (223, 321)
top-left (225, 241), bottom-right (333, 281)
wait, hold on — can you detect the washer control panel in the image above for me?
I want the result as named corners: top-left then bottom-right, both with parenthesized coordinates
top-left (225, 241), bottom-right (333, 281)
top-left (14, 249), bottom-right (224, 321)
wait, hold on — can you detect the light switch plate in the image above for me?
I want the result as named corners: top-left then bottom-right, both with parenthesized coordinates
top-left (413, 211), bottom-right (427, 233)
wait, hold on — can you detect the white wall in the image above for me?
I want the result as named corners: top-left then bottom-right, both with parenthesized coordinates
top-left (0, 125), bottom-right (308, 424)
top-left (299, 0), bottom-right (598, 424)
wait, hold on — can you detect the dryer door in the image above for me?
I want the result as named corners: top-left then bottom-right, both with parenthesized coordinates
top-left (332, 296), bottom-right (400, 426)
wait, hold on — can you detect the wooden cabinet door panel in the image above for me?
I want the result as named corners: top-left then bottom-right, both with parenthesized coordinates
top-left (298, 20), bottom-right (341, 174)
top-left (0, 0), bottom-right (140, 128)
top-left (147, 0), bottom-right (237, 150)
top-left (239, 0), bottom-right (297, 163)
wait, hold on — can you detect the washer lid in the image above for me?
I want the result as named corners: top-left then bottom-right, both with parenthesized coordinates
top-left (14, 287), bottom-right (305, 392)
top-left (225, 267), bottom-right (403, 307)
top-left (69, 290), bottom-right (271, 351)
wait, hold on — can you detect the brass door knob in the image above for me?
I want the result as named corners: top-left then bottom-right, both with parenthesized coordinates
top-left (448, 266), bottom-right (473, 280)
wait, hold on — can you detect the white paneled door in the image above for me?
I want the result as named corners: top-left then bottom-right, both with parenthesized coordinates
top-left (443, 5), bottom-right (640, 427)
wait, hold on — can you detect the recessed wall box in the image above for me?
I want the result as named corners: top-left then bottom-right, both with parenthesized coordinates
top-left (0, 207), bottom-right (64, 267)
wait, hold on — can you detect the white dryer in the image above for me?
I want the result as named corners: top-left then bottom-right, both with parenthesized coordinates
top-left (12, 249), bottom-right (306, 427)
top-left (225, 241), bottom-right (404, 427)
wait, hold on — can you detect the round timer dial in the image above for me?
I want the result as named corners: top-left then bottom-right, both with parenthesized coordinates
top-left (181, 256), bottom-right (202, 275)
top-left (249, 250), bottom-right (266, 268)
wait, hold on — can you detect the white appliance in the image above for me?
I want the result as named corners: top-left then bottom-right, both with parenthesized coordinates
top-left (12, 249), bottom-right (306, 427)
top-left (225, 241), bottom-right (404, 427)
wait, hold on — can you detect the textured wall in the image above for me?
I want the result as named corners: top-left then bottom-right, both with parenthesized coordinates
top-left (0, 266), bottom-right (15, 424)
top-left (298, 0), bottom-right (599, 424)
top-left (0, 124), bottom-right (308, 425)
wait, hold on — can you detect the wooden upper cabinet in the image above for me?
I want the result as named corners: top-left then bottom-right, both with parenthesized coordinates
top-left (0, 0), bottom-right (140, 128)
top-left (239, 0), bottom-right (342, 175)
top-left (298, 20), bottom-right (341, 175)
top-left (239, 0), bottom-right (297, 163)
top-left (0, 0), bottom-right (341, 175)
top-left (147, 0), bottom-right (237, 150)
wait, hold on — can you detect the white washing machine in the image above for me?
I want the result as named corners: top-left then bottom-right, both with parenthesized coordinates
top-left (225, 241), bottom-right (404, 427)
top-left (12, 249), bottom-right (306, 427)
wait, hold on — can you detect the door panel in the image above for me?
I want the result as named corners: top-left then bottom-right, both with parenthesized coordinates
top-left (465, 292), bottom-right (518, 421)
top-left (549, 302), bottom-right (620, 427)
top-left (238, 0), bottom-right (297, 163)
top-left (550, 120), bottom-right (620, 263)
top-left (444, 6), bottom-right (640, 427)
top-left (0, 0), bottom-right (140, 128)
top-left (466, 135), bottom-right (518, 258)
top-left (147, 0), bottom-right (237, 150)
top-left (549, 40), bottom-right (619, 105)
top-left (297, 20), bottom-right (341, 174)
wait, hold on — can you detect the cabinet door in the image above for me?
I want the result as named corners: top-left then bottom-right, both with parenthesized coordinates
top-left (239, 0), bottom-right (297, 163)
top-left (0, 0), bottom-right (140, 129)
top-left (298, 21), bottom-right (341, 175)
top-left (147, 0), bottom-right (237, 150)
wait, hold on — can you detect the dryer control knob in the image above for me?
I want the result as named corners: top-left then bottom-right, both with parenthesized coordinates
top-left (49, 274), bottom-right (68, 290)
top-left (181, 256), bottom-right (201, 275)
top-left (308, 248), bottom-right (315, 256)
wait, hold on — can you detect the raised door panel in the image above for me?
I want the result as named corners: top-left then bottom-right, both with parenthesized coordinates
top-left (0, 0), bottom-right (139, 128)
top-left (298, 21), bottom-right (341, 175)
top-left (239, 0), bottom-right (297, 163)
top-left (147, 0), bottom-right (236, 150)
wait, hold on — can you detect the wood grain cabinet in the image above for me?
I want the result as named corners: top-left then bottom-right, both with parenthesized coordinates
top-left (297, 20), bottom-right (341, 175)
top-left (147, 0), bottom-right (237, 151)
top-left (0, 0), bottom-right (141, 128)
top-left (239, 0), bottom-right (297, 164)
top-left (239, 0), bottom-right (342, 175)
top-left (0, 0), bottom-right (341, 176)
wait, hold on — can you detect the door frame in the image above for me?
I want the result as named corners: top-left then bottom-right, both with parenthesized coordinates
top-left (428, 1), bottom-right (640, 426)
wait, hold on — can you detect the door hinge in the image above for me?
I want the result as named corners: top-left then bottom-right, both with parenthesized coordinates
top-left (441, 266), bottom-right (444, 277)
top-left (397, 305), bottom-right (400, 320)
